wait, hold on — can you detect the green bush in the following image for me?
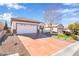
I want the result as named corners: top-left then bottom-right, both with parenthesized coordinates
top-left (57, 33), bottom-right (68, 40)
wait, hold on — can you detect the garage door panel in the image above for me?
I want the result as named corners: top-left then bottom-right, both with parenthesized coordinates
top-left (17, 24), bottom-right (37, 34)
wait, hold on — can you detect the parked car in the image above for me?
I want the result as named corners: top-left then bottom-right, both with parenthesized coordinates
top-left (51, 31), bottom-right (58, 35)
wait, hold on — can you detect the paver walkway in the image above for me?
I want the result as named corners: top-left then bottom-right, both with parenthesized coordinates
top-left (18, 36), bottom-right (74, 56)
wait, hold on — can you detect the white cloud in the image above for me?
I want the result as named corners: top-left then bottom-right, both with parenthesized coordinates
top-left (61, 8), bottom-right (79, 19)
top-left (62, 8), bottom-right (79, 13)
top-left (63, 3), bottom-right (75, 5)
top-left (62, 17), bottom-right (79, 26)
top-left (0, 3), bottom-right (26, 10)
top-left (3, 13), bottom-right (12, 20)
top-left (63, 3), bottom-right (79, 6)
top-left (62, 17), bottom-right (79, 24)
top-left (0, 12), bottom-right (14, 20)
top-left (68, 17), bottom-right (79, 21)
top-left (62, 3), bottom-right (79, 14)
top-left (62, 12), bottom-right (78, 17)
top-left (0, 12), bottom-right (16, 27)
top-left (69, 18), bottom-right (79, 24)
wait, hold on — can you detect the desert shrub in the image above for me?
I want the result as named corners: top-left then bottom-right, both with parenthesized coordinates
top-left (73, 30), bottom-right (78, 35)
top-left (71, 34), bottom-right (78, 40)
top-left (63, 31), bottom-right (71, 36)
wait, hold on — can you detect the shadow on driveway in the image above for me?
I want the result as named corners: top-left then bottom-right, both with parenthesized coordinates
top-left (17, 33), bottom-right (50, 39)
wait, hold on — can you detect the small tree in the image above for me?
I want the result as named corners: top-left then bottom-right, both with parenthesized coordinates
top-left (4, 20), bottom-right (8, 30)
top-left (68, 23), bottom-right (79, 35)
top-left (4, 20), bottom-right (9, 33)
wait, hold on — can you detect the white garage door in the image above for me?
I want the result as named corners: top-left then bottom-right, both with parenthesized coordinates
top-left (16, 23), bottom-right (37, 34)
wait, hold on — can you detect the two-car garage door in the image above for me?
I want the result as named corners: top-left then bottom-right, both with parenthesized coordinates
top-left (16, 23), bottom-right (37, 34)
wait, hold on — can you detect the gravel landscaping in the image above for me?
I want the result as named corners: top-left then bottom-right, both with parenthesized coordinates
top-left (0, 36), bottom-right (30, 56)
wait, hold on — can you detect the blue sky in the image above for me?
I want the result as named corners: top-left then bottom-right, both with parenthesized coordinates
top-left (0, 3), bottom-right (79, 27)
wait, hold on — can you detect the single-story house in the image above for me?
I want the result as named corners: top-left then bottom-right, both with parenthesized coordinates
top-left (11, 18), bottom-right (42, 34)
top-left (44, 24), bottom-right (64, 33)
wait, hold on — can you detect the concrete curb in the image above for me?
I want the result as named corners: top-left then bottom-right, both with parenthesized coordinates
top-left (7, 53), bottom-right (19, 56)
top-left (50, 41), bottom-right (79, 56)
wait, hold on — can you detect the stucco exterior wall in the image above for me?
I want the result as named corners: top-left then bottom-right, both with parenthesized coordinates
top-left (11, 21), bottom-right (39, 34)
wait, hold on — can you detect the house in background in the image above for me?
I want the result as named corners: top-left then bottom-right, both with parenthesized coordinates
top-left (11, 18), bottom-right (42, 35)
top-left (0, 22), bottom-right (6, 41)
top-left (57, 24), bottom-right (64, 33)
top-left (44, 24), bottom-right (64, 33)
top-left (0, 22), bottom-right (5, 31)
top-left (64, 28), bottom-right (71, 32)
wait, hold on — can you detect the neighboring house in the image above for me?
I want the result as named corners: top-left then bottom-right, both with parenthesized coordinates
top-left (0, 22), bottom-right (6, 41)
top-left (57, 24), bottom-right (64, 33)
top-left (0, 22), bottom-right (5, 31)
top-left (64, 28), bottom-right (71, 32)
top-left (44, 24), bottom-right (64, 33)
top-left (11, 18), bottom-right (42, 34)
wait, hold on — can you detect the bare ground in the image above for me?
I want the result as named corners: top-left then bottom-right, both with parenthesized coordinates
top-left (0, 36), bottom-right (30, 56)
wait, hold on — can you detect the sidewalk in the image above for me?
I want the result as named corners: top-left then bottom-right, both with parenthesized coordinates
top-left (51, 41), bottom-right (79, 56)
